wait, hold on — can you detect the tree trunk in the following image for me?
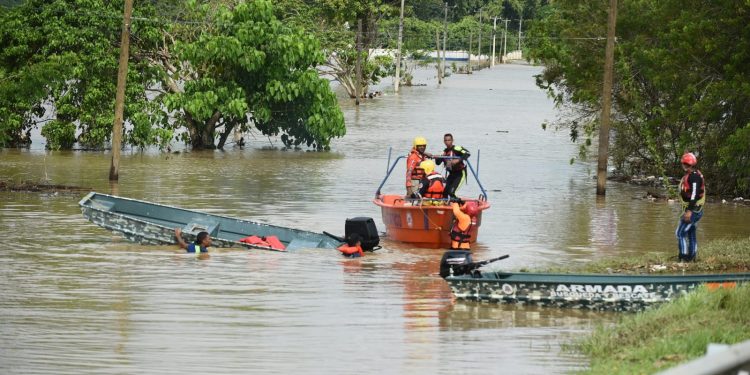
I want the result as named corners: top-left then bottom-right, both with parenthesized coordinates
top-left (217, 121), bottom-right (235, 149)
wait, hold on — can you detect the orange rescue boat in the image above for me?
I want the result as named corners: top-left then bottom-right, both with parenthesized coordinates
top-left (373, 150), bottom-right (490, 248)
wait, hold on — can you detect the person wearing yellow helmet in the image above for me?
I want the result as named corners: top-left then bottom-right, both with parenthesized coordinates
top-left (417, 159), bottom-right (446, 201)
top-left (406, 136), bottom-right (432, 197)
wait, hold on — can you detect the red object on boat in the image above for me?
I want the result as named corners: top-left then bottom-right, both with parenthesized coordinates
top-left (239, 235), bottom-right (286, 251)
top-left (373, 194), bottom-right (490, 248)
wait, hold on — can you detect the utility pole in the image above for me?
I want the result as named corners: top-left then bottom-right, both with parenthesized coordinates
top-left (518, 17), bottom-right (522, 51)
top-left (394, 0), bottom-right (405, 93)
top-left (477, 9), bottom-right (483, 65)
top-left (109, 0), bottom-right (133, 182)
top-left (468, 30), bottom-right (473, 72)
top-left (355, 19), bottom-right (362, 105)
top-left (503, 18), bottom-right (509, 61)
top-left (596, 0), bottom-right (618, 195)
top-left (436, 29), bottom-right (442, 84)
top-left (442, 2), bottom-right (448, 80)
top-left (491, 16), bottom-right (498, 67)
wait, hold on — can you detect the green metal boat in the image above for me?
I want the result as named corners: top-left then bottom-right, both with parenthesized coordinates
top-left (79, 192), bottom-right (342, 252)
top-left (440, 250), bottom-right (750, 312)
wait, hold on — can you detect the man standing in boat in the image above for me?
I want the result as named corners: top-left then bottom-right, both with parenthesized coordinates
top-left (676, 152), bottom-right (705, 262)
top-left (175, 228), bottom-right (211, 256)
top-left (406, 136), bottom-right (432, 197)
top-left (436, 133), bottom-right (470, 199)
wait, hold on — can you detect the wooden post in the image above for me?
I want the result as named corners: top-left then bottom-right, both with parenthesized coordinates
top-left (355, 19), bottom-right (362, 105)
top-left (596, 0), bottom-right (618, 195)
top-left (109, 0), bottom-right (133, 181)
top-left (394, 0), bottom-right (405, 93)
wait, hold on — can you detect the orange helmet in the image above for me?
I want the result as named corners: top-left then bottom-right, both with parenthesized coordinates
top-left (462, 201), bottom-right (479, 217)
top-left (681, 152), bottom-right (697, 166)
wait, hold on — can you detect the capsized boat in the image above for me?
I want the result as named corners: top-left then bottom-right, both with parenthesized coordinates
top-left (79, 192), bottom-right (342, 252)
top-left (373, 150), bottom-right (490, 248)
top-left (440, 250), bottom-right (750, 312)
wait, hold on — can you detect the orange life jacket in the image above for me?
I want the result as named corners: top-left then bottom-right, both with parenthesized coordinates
top-left (337, 244), bottom-right (364, 257)
top-left (450, 220), bottom-right (474, 243)
top-left (423, 173), bottom-right (446, 199)
top-left (406, 149), bottom-right (427, 185)
top-left (239, 235), bottom-right (286, 251)
top-left (450, 203), bottom-right (474, 244)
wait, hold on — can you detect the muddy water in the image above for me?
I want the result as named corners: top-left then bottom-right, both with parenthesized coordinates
top-left (1, 65), bottom-right (749, 374)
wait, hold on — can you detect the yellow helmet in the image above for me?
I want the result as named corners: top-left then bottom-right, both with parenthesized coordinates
top-left (419, 159), bottom-right (435, 175)
top-left (413, 136), bottom-right (427, 147)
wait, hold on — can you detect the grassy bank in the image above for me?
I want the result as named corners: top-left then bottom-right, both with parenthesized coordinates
top-left (538, 237), bottom-right (750, 274)
top-left (573, 284), bottom-right (750, 374)
top-left (560, 237), bottom-right (750, 374)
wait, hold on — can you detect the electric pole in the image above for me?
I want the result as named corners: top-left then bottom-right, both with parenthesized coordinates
top-left (491, 16), bottom-right (498, 67)
top-left (394, 0), bottom-right (405, 93)
top-left (596, 0), bottom-right (618, 195)
top-left (518, 17), bottom-right (522, 51)
top-left (503, 18), bottom-right (509, 60)
top-left (355, 19), bottom-right (362, 105)
top-left (442, 2), bottom-right (448, 80)
top-left (477, 9), bottom-right (483, 65)
top-left (468, 30), bottom-right (473, 72)
top-left (109, 0), bottom-right (133, 181)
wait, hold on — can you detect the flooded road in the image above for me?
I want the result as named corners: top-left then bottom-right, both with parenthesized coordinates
top-left (2, 64), bottom-right (749, 374)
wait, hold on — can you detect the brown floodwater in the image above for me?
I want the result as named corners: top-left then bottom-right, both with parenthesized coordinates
top-left (1, 64), bottom-right (749, 374)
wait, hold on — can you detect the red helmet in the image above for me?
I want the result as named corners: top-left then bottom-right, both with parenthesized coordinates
top-left (681, 152), bottom-right (697, 166)
top-left (462, 201), bottom-right (479, 217)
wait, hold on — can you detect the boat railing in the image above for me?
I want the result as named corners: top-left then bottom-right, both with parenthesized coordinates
top-left (375, 147), bottom-right (488, 201)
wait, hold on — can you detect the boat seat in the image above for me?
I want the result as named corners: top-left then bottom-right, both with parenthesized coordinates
top-left (183, 220), bottom-right (220, 237)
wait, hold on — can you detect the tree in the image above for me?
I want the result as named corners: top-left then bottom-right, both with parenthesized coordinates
top-left (0, 0), bottom-right (163, 150)
top-left (0, 0), bottom-right (345, 151)
top-left (275, 0), bottom-right (396, 99)
top-left (526, 0), bottom-right (750, 196)
top-left (153, 1), bottom-right (345, 150)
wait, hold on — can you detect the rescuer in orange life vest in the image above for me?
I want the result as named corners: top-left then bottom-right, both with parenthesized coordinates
top-left (337, 233), bottom-right (364, 258)
top-left (417, 159), bottom-right (446, 202)
top-left (406, 136), bottom-right (432, 198)
top-left (676, 152), bottom-right (706, 262)
top-left (450, 200), bottom-right (479, 249)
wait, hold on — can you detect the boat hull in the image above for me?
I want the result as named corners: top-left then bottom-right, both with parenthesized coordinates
top-left (79, 192), bottom-right (341, 251)
top-left (445, 271), bottom-right (750, 312)
top-left (374, 195), bottom-right (489, 248)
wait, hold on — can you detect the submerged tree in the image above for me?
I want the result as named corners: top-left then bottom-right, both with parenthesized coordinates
top-left (0, 0), bottom-right (345, 151)
top-left (526, 0), bottom-right (750, 196)
top-left (154, 1), bottom-right (345, 149)
top-left (0, 0), bottom-right (164, 150)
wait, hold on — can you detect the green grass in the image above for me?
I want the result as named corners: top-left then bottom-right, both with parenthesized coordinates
top-left (572, 283), bottom-right (750, 374)
top-left (533, 237), bottom-right (750, 274)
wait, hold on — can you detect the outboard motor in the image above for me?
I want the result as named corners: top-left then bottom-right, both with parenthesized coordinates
top-left (345, 217), bottom-right (380, 251)
top-left (440, 250), bottom-right (473, 278)
top-left (440, 250), bottom-right (510, 278)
